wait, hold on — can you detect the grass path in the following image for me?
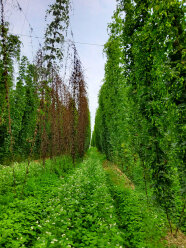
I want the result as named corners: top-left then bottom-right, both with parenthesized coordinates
top-left (1, 149), bottom-right (124, 247)
top-left (34, 149), bottom-right (124, 247)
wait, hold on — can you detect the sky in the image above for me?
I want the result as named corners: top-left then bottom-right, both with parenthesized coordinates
top-left (4, 0), bottom-right (117, 131)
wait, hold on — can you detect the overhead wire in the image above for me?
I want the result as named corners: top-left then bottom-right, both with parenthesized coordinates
top-left (14, 0), bottom-right (42, 48)
top-left (21, 0), bottom-right (30, 35)
top-left (9, 32), bottom-right (105, 47)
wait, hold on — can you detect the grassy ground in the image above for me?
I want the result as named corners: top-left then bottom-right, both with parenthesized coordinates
top-left (0, 148), bottom-right (185, 247)
top-left (102, 156), bottom-right (186, 248)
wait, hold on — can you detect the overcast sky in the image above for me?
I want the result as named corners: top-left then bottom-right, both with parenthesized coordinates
top-left (5, 0), bottom-right (117, 131)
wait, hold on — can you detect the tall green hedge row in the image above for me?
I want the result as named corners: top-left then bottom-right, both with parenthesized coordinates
top-left (92, 0), bottom-right (185, 232)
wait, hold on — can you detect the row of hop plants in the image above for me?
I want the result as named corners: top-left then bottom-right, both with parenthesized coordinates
top-left (0, 0), bottom-right (90, 189)
top-left (34, 46), bottom-right (90, 167)
top-left (92, 0), bottom-right (185, 237)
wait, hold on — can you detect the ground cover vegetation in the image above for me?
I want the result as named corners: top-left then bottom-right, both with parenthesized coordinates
top-left (0, 155), bottom-right (74, 247)
top-left (92, 0), bottom-right (185, 238)
top-left (0, 148), bottom-right (174, 247)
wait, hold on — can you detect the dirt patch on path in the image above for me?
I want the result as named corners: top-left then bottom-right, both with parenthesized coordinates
top-left (103, 160), bottom-right (135, 190)
top-left (164, 231), bottom-right (186, 248)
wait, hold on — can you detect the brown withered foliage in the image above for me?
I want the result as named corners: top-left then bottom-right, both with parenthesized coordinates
top-left (34, 43), bottom-right (90, 165)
